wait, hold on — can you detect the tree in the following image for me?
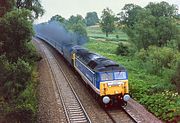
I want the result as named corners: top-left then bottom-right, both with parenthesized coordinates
top-left (100, 8), bottom-right (115, 37)
top-left (156, 16), bottom-right (177, 46)
top-left (16, 0), bottom-right (44, 19)
top-left (146, 1), bottom-right (178, 18)
top-left (0, 57), bottom-right (32, 101)
top-left (70, 23), bottom-right (88, 45)
top-left (0, 9), bottom-right (34, 61)
top-left (68, 15), bottom-right (85, 25)
top-left (49, 14), bottom-right (65, 23)
top-left (85, 12), bottom-right (99, 26)
top-left (0, 0), bottom-right (43, 121)
top-left (126, 10), bottom-right (157, 50)
top-left (120, 2), bottom-right (178, 50)
top-left (0, 0), bottom-right (14, 17)
top-left (119, 4), bottom-right (142, 28)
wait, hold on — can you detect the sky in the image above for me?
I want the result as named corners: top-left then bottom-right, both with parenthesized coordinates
top-left (35, 0), bottom-right (180, 24)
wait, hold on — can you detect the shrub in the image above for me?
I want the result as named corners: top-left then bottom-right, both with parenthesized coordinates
top-left (136, 46), bottom-right (180, 75)
top-left (0, 55), bottom-right (11, 86)
top-left (116, 42), bottom-right (129, 56)
top-left (140, 91), bottom-right (180, 121)
top-left (172, 61), bottom-right (180, 93)
top-left (0, 58), bottom-right (38, 122)
top-left (24, 42), bottom-right (42, 63)
top-left (116, 34), bottom-right (119, 39)
top-left (2, 59), bottom-right (32, 101)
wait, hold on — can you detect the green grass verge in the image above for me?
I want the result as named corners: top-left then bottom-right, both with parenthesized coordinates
top-left (86, 25), bottom-right (128, 42)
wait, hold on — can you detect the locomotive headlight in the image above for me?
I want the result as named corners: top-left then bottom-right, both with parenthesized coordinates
top-left (123, 94), bottom-right (130, 102)
top-left (103, 96), bottom-right (110, 104)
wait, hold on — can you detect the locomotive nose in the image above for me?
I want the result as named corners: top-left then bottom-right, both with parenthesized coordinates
top-left (103, 96), bottom-right (110, 104)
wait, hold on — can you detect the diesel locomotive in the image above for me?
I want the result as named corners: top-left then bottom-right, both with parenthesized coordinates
top-left (35, 29), bottom-right (130, 106)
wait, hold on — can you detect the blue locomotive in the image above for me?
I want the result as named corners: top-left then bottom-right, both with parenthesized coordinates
top-left (35, 25), bottom-right (130, 106)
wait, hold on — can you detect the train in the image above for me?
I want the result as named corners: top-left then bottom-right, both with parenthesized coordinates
top-left (35, 26), bottom-right (130, 107)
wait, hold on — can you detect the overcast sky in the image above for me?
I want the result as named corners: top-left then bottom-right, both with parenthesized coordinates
top-left (35, 0), bottom-right (180, 23)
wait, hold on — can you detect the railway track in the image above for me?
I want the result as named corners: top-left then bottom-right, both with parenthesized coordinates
top-left (37, 39), bottom-right (91, 123)
top-left (104, 108), bottom-right (137, 123)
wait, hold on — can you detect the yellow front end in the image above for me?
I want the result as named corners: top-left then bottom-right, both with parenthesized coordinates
top-left (100, 80), bottom-right (128, 96)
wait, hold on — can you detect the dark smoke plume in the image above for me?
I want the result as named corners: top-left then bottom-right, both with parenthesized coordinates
top-left (34, 21), bottom-right (88, 45)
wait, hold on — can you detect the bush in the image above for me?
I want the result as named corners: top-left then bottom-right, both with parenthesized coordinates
top-left (140, 91), bottom-right (180, 121)
top-left (24, 42), bottom-right (42, 63)
top-left (116, 34), bottom-right (119, 39)
top-left (116, 42), bottom-right (129, 56)
top-left (2, 59), bottom-right (32, 101)
top-left (0, 55), bottom-right (11, 86)
top-left (136, 46), bottom-right (180, 75)
top-left (11, 74), bottom-right (38, 123)
top-left (172, 61), bottom-right (180, 93)
top-left (0, 57), bottom-right (38, 122)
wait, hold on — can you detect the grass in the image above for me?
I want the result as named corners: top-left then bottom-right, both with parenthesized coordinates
top-left (86, 25), bottom-right (128, 42)
top-left (85, 25), bottom-right (180, 122)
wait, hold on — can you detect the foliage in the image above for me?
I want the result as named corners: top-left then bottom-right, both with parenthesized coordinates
top-left (172, 61), bottom-right (180, 93)
top-left (1, 58), bottom-right (32, 101)
top-left (49, 14), bottom-right (65, 23)
top-left (0, 0), bottom-right (43, 121)
top-left (0, 9), bottom-right (34, 62)
top-left (0, 55), bottom-right (38, 122)
top-left (140, 91), bottom-right (180, 121)
top-left (120, 2), bottom-right (178, 50)
top-left (116, 43), bottom-right (129, 56)
top-left (0, 55), bottom-right (11, 89)
top-left (85, 12), bottom-right (99, 26)
top-left (67, 14), bottom-right (86, 28)
top-left (136, 46), bottom-right (180, 75)
top-left (0, 0), bottom-right (14, 17)
top-left (146, 1), bottom-right (178, 17)
top-left (64, 15), bottom-right (88, 44)
top-left (2, 65), bottom-right (38, 123)
top-left (156, 17), bottom-right (177, 47)
top-left (71, 23), bottom-right (87, 36)
top-left (25, 41), bottom-right (42, 63)
top-left (100, 8), bottom-right (115, 37)
top-left (16, 0), bottom-right (44, 19)
top-left (70, 23), bottom-right (89, 44)
top-left (119, 3), bottom-right (142, 28)
top-left (176, 28), bottom-right (180, 51)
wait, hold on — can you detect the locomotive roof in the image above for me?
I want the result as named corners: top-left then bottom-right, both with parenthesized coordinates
top-left (72, 46), bottom-right (126, 72)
